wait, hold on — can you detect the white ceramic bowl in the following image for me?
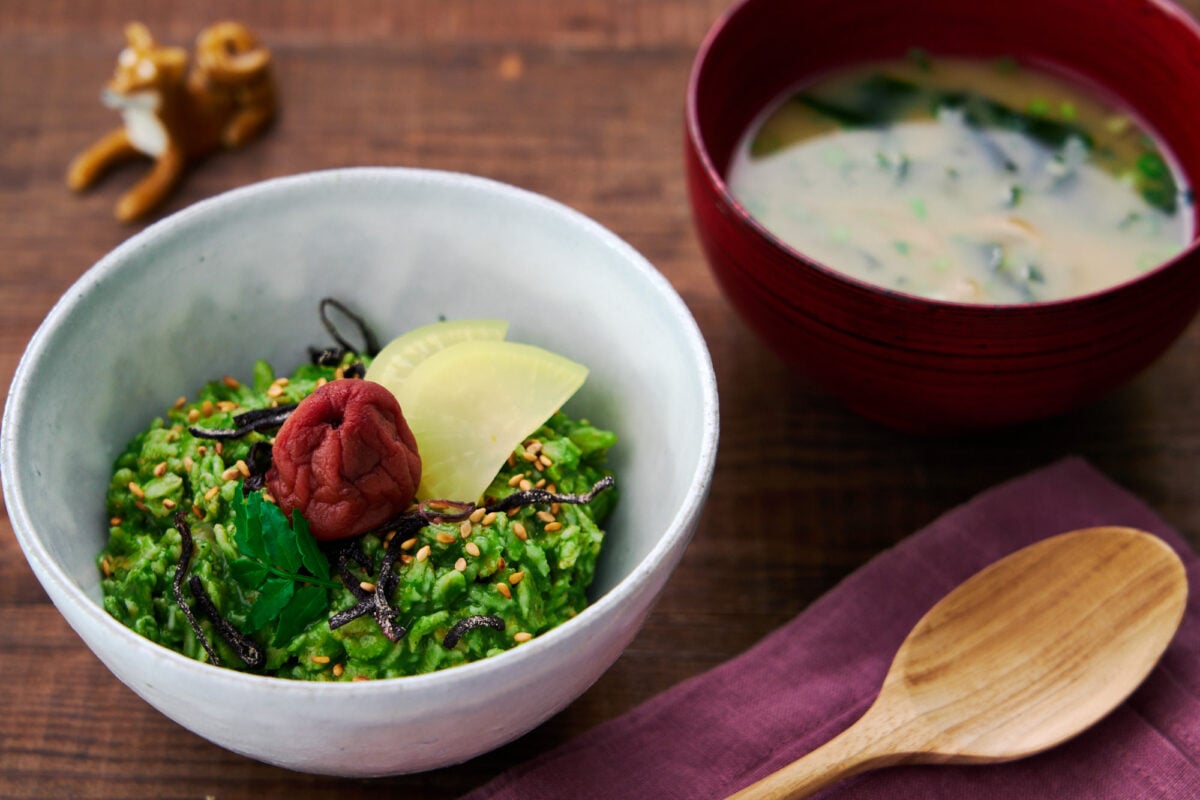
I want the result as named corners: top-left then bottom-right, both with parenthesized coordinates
top-left (2, 168), bottom-right (718, 776)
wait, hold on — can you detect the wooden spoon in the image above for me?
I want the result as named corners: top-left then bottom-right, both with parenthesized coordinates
top-left (727, 526), bottom-right (1188, 800)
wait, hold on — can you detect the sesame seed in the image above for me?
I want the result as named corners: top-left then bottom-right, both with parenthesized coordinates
top-left (334, 366), bottom-right (345, 380)
top-left (535, 479), bottom-right (547, 489)
top-left (497, 557), bottom-right (506, 570)
top-left (539, 455), bottom-right (553, 468)
top-left (183, 456), bottom-right (194, 472)
top-left (172, 396), bottom-right (187, 410)
top-left (359, 581), bottom-right (377, 593)
top-left (514, 632), bottom-right (533, 643)
top-left (311, 655), bottom-right (331, 664)
top-left (459, 520), bottom-right (473, 538)
top-left (192, 504), bottom-right (203, 518)
top-left (496, 582), bottom-right (512, 599)
top-left (519, 479), bottom-right (533, 492)
top-left (187, 409), bottom-right (200, 423)
top-left (551, 502), bottom-right (561, 515)
top-left (465, 542), bottom-right (481, 557)
top-left (400, 537), bottom-right (418, 551)
top-left (426, 500), bottom-right (451, 511)
top-left (436, 531), bottom-right (456, 544)
top-left (215, 442), bottom-right (224, 455)
top-left (235, 459), bottom-right (251, 478)
top-left (262, 491), bottom-right (275, 504)
top-left (513, 522), bottom-right (528, 541)
top-left (383, 530), bottom-right (397, 544)
top-left (506, 452), bottom-right (517, 467)
top-left (400, 554), bottom-right (414, 565)
top-left (509, 571), bottom-right (525, 585)
top-left (153, 461), bottom-right (170, 477)
top-left (100, 556), bottom-right (112, 577)
top-left (221, 466), bottom-right (240, 481)
top-left (469, 508), bottom-right (486, 524)
top-left (201, 400), bottom-right (215, 417)
top-left (316, 377), bottom-right (328, 388)
top-left (109, 516), bottom-right (122, 526)
top-left (274, 377), bottom-right (290, 387)
top-left (482, 512), bottom-right (498, 526)
top-left (266, 384), bottom-right (284, 398)
top-left (507, 507), bottom-right (520, 517)
top-left (521, 450), bottom-right (538, 462)
top-left (128, 481), bottom-right (145, 499)
top-left (544, 522), bottom-right (563, 533)
top-left (204, 485), bottom-right (220, 501)
top-left (454, 557), bottom-right (467, 572)
top-left (197, 445), bottom-right (208, 456)
top-left (536, 510), bottom-right (555, 523)
top-left (222, 375), bottom-right (241, 390)
top-left (333, 664), bottom-right (345, 677)
top-left (135, 500), bottom-right (147, 512)
top-left (547, 484), bottom-right (557, 494)
top-left (352, 674), bottom-right (370, 682)
top-left (162, 498), bottom-right (177, 510)
top-left (526, 440), bottom-right (543, 455)
top-left (416, 545), bottom-right (431, 562)
top-left (217, 400), bottom-right (238, 412)
top-left (507, 473), bottom-right (525, 488)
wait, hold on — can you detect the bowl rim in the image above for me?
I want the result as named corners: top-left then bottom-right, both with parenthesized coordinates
top-left (684, 0), bottom-right (1200, 313)
top-left (2, 165), bottom-right (720, 694)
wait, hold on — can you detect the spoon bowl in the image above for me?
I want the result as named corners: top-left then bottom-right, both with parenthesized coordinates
top-left (728, 527), bottom-right (1188, 799)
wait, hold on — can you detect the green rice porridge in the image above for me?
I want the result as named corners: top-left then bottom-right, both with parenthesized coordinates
top-left (100, 339), bottom-right (617, 680)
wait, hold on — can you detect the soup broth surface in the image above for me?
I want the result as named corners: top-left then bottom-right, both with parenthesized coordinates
top-left (728, 54), bottom-right (1192, 304)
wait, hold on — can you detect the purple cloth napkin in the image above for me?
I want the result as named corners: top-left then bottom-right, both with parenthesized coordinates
top-left (464, 458), bottom-right (1200, 799)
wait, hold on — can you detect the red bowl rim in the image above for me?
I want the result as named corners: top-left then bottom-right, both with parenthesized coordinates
top-left (684, 0), bottom-right (1200, 315)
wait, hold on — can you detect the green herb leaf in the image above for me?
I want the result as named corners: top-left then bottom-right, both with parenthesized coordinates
top-left (228, 484), bottom-right (339, 644)
top-left (260, 499), bottom-right (302, 575)
top-left (247, 576), bottom-right (294, 632)
top-left (272, 585), bottom-right (329, 646)
top-left (229, 557), bottom-right (269, 589)
top-left (293, 512), bottom-right (330, 581)
top-left (236, 486), bottom-right (268, 561)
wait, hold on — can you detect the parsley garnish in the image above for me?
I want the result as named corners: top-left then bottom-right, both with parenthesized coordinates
top-left (229, 484), bottom-right (339, 646)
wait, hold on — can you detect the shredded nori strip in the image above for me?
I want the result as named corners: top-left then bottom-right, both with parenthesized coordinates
top-left (170, 512), bottom-right (265, 669)
top-left (484, 475), bottom-right (616, 517)
top-left (242, 441), bottom-right (274, 492)
top-left (442, 615), bottom-right (506, 649)
top-left (188, 575), bottom-right (265, 668)
top-left (309, 345), bottom-right (346, 367)
top-left (326, 515), bottom-right (429, 642)
top-left (334, 540), bottom-right (376, 601)
top-left (189, 404), bottom-right (298, 441)
top-left (319, 297), bottom-right (380, 358)
top-left (171, 512), bottom-right (223, 666)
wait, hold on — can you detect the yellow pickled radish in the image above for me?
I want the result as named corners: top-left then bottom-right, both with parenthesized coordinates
top-left (364, 318), bottom-right (508, 398)
top-left (394, 340), bottom-right (588, 502)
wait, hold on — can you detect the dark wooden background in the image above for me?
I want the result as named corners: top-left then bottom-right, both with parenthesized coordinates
top-left (3, 2), bottom-right (1200, 797)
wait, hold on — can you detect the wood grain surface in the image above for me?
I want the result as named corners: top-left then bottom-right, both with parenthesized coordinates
top-left (3, 2), bottom-right (1200, 798)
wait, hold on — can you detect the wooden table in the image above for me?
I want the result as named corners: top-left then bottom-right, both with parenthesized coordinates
top-left (3, 2), bottom-right (1199, 797)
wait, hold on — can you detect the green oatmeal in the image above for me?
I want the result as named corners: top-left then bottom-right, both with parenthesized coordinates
top-left (99, 355), bottom-right (617, 679)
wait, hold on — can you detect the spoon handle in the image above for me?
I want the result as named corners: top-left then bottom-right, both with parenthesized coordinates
top-left (725, 708), bottom-right (906, 800)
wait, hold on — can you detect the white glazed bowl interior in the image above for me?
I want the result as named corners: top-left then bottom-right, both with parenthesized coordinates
top-left (2, 167), bottom-right (718, 776)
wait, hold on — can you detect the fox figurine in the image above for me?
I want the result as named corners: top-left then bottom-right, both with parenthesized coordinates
top-left (67, 21), bottom-right (277, 222)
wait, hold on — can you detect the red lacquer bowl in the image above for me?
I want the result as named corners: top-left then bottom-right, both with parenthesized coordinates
top-left (686, 0), bottom-right (1200, 431)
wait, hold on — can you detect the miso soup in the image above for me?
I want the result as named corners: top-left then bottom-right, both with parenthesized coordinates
top-left (727, 53), bottom-right (1193, 304)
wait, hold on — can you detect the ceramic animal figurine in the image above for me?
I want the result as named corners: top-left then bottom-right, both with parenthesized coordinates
top-left (67, 21), bottom-right (277, 223)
